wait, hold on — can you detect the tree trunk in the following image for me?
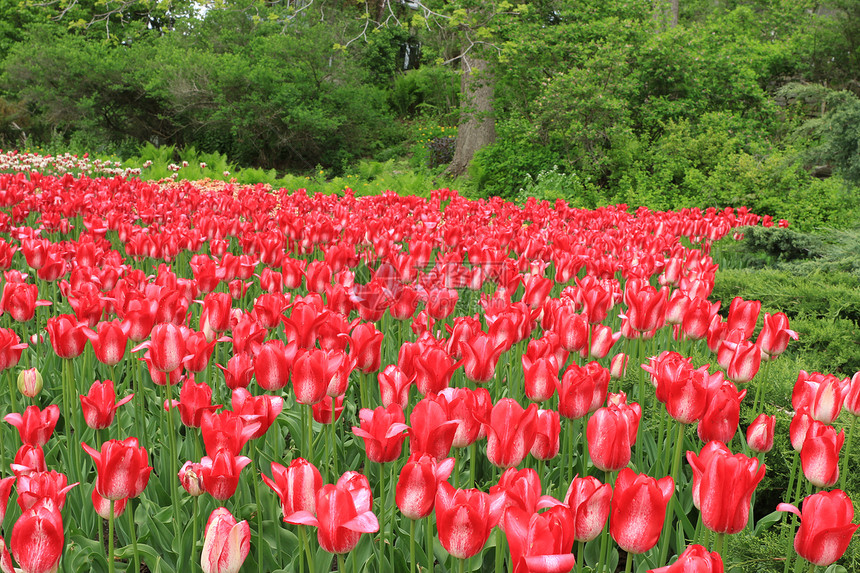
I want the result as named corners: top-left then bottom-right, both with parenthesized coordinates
top-left (445, 55), bottom-right (495, 178)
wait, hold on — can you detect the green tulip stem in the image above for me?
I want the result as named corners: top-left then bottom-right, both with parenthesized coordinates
top-left (133, 356), bottom-right (144, 449)
top-left (839, 415), bottom-right (857, 491)
top-left (329, 414), bottom-right (339, 480)
top-left (460, 556), bottom-right (466, 573)
top-left (807, 561), bottom-right (817, 573)
top-left (108, 500), bottom-right (116, 573)
top-left (636, 337), bottom-right (646, 470)
top-left (410, 519), bottom-right (417, 573)
top-left (127, 497), bottom-right (140, 573)
top-left (300, 524), bottom-right (314, 572)
top-left (495, 527), bottom-right (505, 573)
top-left (751, 360), bottom-right (772, 415)
top-left (163, 381), bottom-right (182, 542)
top-left (659, 420), bottom-right (686, 566)
top-left (338, 553), bottom-right (345, 573)
top-left (305, 404), bottom-right (314, 466)
top-left (713, 532), bottom-right (725, 556)
top-left (426, 516), bottom-right (434, 573)
top-left (575, 541), bottom-right (584, 573)
top-left (192, 495), bottom-right (200, 572)
top-left (254, 445), bottom-right (264, 573)
top-left (469, 442), bottom-right (477, 489)
top-left (581, 414), bottom-right (591, 478)
top-left (388, 461), bottom-right (396, 569)
top-left (7, 369), bottom-right (17, 415)
top-left (624, 551), bottom-right (634, 573)
top-left (599, 470), bottom-right (615, 572)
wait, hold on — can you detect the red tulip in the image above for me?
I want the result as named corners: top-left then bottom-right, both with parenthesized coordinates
top-left (801, 421), bottom-right (843, 488)
top-left (0, 476), bottom-right (14, 525)
top-left (609, 353), bottom-right (628, 381)
top-left (622, 285), bottom-right (667, 333)
top-left (0, 328), bottom-right (27, 371)
top-left (395, 453), bottom-right (455, 520)
top-left (792, 370), bottom-right (848, 424)
top-left (413, 344), bottom-right (462, 396)
top-left (11, 444), bottom-right (46, 477)
top-left (200, 449), bottom-right (252, 501)
top-left (81, 437), bottom-right (152, 500)
top-left (252, 292), bottom-right (289, 330)
top-left (262, 458), bottom-right (323, 521)
top-left (409, 398), bottom-right (459, 461)
top-left (504, 505), bottom-right (577, 573)
top-left (552, 306), bottom-right (589, 353)
top-left (80, 380), bottom-right (134, 430)
top-left (349, 322), bottom-right (384, 374)
top-left (610, 468), bottom-right (674, 554)
top-left (490, 467), bottom-right (543, 529)
top-left (135, 323), bottom-right (187, 373)
top-left (378, 365), bottom-right (413, 409)
top-left (231, 388), bottom-right (283, 439)
top-left (352, 404), bottom-right (409, 463)
top-left (746, 413), bottom-right (776, 454)
top-left (10, 500), bottom-right (64, 573)
top-left (121, 298), bottom-right (159, 343)
top-left (218, 352), bottom-right (255, 391)
top-left (522, 350), bottom-right (559, 403)
top-left (289, 472), bottom-right (379, 554)
top-left (587, 401), bottom-right (641, 472)
top-left (777, 490), bottom-right (859, 567)
top-left (697, 381), bottom-right (746, 444)
top-left (585, 324), bottom-right (622, 359)
top-left (84, 320), bottom-right (131, 366)
top-left (435, 482), bottom-right (492, 559)
top-left (435, 387), bottom-right (486, 448)
top-left (756, 312), bottom-right (798, 360)
top-left (253, 339), bottom-right (296, 392)
top-left (649, 544), bottom-right (725, 573)
top-left (562, 475), bottom-right (612, 542)
top-left (16, 471), bottom-right (77, 512)
top-left (530, 409), bottom-right (561, 461)
top-left (789, 408), bottom-right (815, 452)
top-left (230, 313), bottom-right (266, 355)
top-left (686, 442), bottom-right (765, 534)
top-left (282, 301), bottom-right (329, 349)
top-left (1, 282), bottom-right (50, 322)
top-left (183, 330), bottom-right (219, 373)
top-left (485, 399), bottom-right (538, 469)
top-left (92, 487), bottom-right (128, 520)
top-left (844, 371), bottom-right (860, 416)
top-left (557, 361), bottom-right (610, 420)
top-left (166, 378), bottom-right (222, 428)
top-left (723, 339), bottom-right (761, 384)
top-left (201, 411), bottom-right (259, 457)
top-left (312, 395), bottom-right (345, 424)
top-left (4, 405), bottom-right (60, 447)
top-left (681, 297), bottom-right (720, 341)
top-left (292, 348), bottom-right (345, 406)
top-left (201, 292), bottom-right (232, 337)
top-left (726, 297), bottom-right (760, 339)
top-left (179, 461), bottom-right (206, 497)
top-left (201, 507), bottom-right (251, 573)
top-left (45, 315), bottom-right (88, 359)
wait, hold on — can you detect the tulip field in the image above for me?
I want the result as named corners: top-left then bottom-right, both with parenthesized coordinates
top-left (0, 150), bottom-right (856, 573)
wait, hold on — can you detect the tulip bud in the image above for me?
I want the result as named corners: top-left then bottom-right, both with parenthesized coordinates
top-left (17, 368), bottom-right (42, 398)
top-left (179, 461), bottom-right (206, 497)
top-left (201, 507), bottom-right (250, 573)
top-left (610, 353), bottom-right (629, 380)
top-left (746, 413), bottom-right (776, 454)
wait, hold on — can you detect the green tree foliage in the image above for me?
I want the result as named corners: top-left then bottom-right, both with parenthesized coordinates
top-left (0, 0), bottom-right (857, 229)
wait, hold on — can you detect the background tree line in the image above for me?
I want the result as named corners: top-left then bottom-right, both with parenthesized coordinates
top-left (0, 0), bottom-right (858, 222)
